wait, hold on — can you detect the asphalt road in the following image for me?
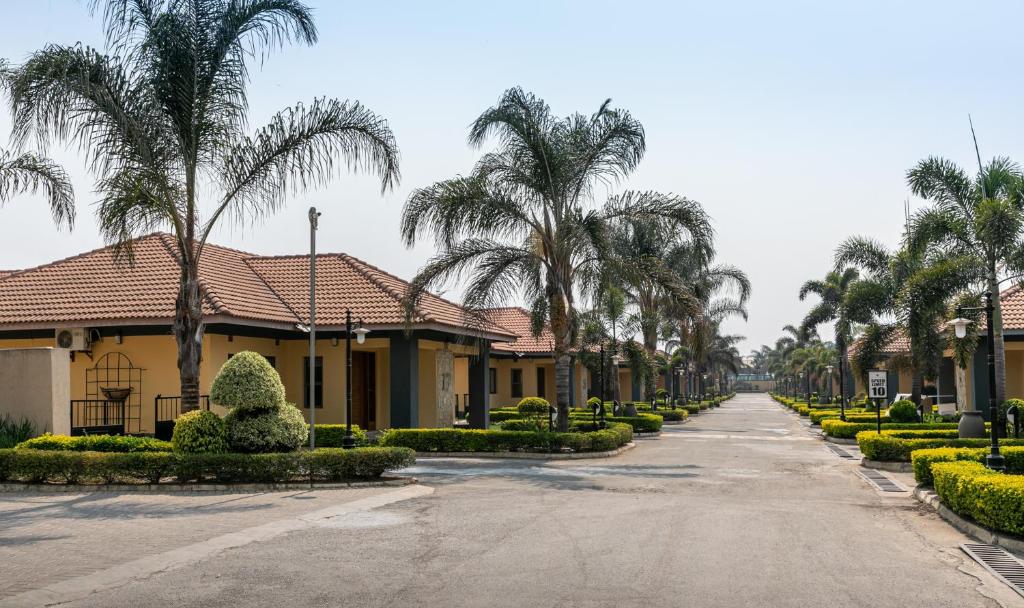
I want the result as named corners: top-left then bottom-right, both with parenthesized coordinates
top-left (40, 394), bottom-right (1024, 606)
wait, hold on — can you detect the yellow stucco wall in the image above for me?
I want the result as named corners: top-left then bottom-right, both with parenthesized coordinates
top-left (0, 333), bottom-right (407, 433)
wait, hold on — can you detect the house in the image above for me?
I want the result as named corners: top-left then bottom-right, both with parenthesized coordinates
top-left (848, 285), bottom-right (1024, 411)
top-left (0, 233), bottom-right (517, 436)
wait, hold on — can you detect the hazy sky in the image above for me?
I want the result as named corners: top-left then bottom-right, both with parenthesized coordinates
top-left (2, 1), bottom-right (1023, 355)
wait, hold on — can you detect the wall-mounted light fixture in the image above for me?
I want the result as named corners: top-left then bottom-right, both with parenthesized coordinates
top-left (114, 331), bottom-right (123, 345)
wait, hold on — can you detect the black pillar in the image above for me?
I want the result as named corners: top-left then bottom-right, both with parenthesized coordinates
top-left (469, 341), bottom-right (491, 429)
top-left (389, 334), bottom-right (419, 428)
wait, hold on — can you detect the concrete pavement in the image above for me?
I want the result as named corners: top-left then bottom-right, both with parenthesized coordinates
top-left (3, 393), bottom-right (1021, 607)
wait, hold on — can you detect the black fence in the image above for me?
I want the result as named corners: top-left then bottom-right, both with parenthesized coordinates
top-left (154, 395), bottom-right (211, 441)
top-left (70, 399), bottom-right (127, 436)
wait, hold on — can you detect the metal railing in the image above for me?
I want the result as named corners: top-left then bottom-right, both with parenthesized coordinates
top-left (154, 395), bottom-right (211, 440)
top-left (70, 399), bottom-right (126, 436)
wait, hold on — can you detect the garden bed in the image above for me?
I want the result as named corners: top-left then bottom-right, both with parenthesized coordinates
top-left (821, 420), bottom-right (953, 439)
top-left (930, 461), bottom-right (1024, 537)
top-left (379, 423), bottom-right (633, 454)
top-left (856, 434), bottom-right (1024, 462)
top-left (0, 447), bottom-right (415, 485)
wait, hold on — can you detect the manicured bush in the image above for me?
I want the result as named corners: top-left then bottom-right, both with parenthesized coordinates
top-left (0, 447), bottom-right (414, 484)
top-left (313, 424), bottom-right (368, 448)
top-left (379, 422), bottom-right (633, 453)
top-left (17, 433), bottom-right (173, 453)
top-left (172, 410), bottom-right (228, 454)
top-left (888, 400), bottom-right (919, 423)
top-left (210, 351), bottom-right (285, 412)
top-left (652, 409), bottom-right (688, 422)
top-left (857, 434), bottom-right (1024, 462)
top-left (683, 404), bottom-right (700, 414)
top-left (224, 403), bottom-right (308, 453)
top-left (587, 397), bottom-right (602, 409)
top-left (517, 397), bottom-right (550, 416)
top-left (820, 419), bottom-right (920, 438)
top-left (912, 446), bottom-right (1024, 485)
top-left (930, 461), bottom-right (1024, 536)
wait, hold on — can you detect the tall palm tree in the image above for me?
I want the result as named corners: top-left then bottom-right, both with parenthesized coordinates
top-left (836, 236), bottom-right (977, 404)
top-left (0, 59), bottom-right (74, 228)
top-left (400, 88), bottom-right (710, 431)
top-left (6, 1), bottom-right (400, 411)
top-left (799, 268), bottom-right (859, 405)
top-left (906, 154), bottom-right (1024, 402)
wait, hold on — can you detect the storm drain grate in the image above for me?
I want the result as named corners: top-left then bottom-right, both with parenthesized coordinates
top-left (961, 543), bottom-right (1024, 598)
top-left (825, 444), bottom-right (855, 459)
top-left (857, 468), bottom-right (905, 492)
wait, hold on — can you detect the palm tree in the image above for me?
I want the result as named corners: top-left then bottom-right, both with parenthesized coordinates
top-left (799, 268), bottom-right (859, 406)
top-left (0, 59), bottom-right (74, 228)
top-left (836, 236), bottom-right (977, 405)
top-left (0, 150), bottom-right (75, 228)
top-left (400, 88), bottom-right (710, 431)
top-left (6, 1), bottom-right (400, 411)
top-left (906, 154), bottom-right (1024, 402)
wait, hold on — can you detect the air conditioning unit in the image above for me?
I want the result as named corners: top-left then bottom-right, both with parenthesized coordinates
top-left (55, 328), bottom-right (90, 351)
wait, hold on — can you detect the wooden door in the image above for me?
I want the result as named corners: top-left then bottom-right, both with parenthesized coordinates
top-left (351, 352), bottom-right (377, 430)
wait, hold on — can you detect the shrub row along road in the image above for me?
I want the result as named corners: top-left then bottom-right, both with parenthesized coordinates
top-left (5, 393), bottom-right (1021, 607)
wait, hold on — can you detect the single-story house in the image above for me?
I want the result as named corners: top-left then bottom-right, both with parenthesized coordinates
top-left (0, 233), bottom-right (518, 436)
top-left (849, 285), bottom-right (1024, 412)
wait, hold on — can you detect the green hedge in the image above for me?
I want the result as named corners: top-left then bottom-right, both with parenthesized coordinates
top-left (857, 434), bottom-right (1024, 462)
top-left (378, 423), bottom-right (633, 454)
top-left (0, 447), bottom-right (414, 484)
top-left (912, 446), bottom-right (1024, 485)
top-left (808, 409), bottom-right (871, 425)
top-left (313, 425), bottom-right (369, 448)
top-left (932, 461), bottom-right (1024, 536)
top-left (649, 409), bottom-right (688, 422)
top-left (820, 420), bottom-right (951, 439)
top-left (16, 434), bottom-right (173, 453)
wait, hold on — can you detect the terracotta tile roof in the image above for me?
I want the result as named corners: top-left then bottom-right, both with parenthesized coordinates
top-left (0, 234), bottom-right (187, 324)
top-left (0, 271), bottom-right (16, 280)
top-left (483, 307), bottom-right (555, 354)
top-left (0, 232), bottom-right (516, 339)
top-left (246, 254), bottom-right (514, 336)
top-left (999, 285), bottom-right (1024, 330)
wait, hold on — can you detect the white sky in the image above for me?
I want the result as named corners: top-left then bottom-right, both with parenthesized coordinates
top-left (2, 1), bottom-right (1023, 355)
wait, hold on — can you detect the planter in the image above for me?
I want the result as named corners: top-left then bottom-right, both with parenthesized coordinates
top-left (959, 411), bottom-right (986, 438)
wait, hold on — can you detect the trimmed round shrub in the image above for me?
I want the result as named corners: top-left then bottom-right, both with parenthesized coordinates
top-left (224, 403), bottom-right (308, 453)
top-left (172, 410), bottom-right (228, 454)
top-left (517, 397), bottom-right (550, 416)
top-left (888, 400), bottom-right (918, 423)
top-left (210, 351), bottom-right (285, 412)
top-left (587, 397), bottom-right (602, 409)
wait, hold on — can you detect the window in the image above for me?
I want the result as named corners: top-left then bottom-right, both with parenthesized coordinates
top-left (511, 368), bottom-right (523, 398)
top-left (303, 356), bottom-right (323, 408)
top-left (536, 367), bottom-right (546, 399)
top-left (489, 367), bottom-right (497, 394)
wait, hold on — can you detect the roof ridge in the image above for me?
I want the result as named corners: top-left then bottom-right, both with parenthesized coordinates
top-left (154, 233), bottom-right (227, 314)
top-left (243, 258), bottom-right (305, 324)
top-left (337, 253), bottom-right (429, 322)
top-left (0, 233), bottom-right (168, 282)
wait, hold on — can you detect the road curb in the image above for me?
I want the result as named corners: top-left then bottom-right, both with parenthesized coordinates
top-left (823, 436), bottom-right (858, 445)
top-left (0, 477), bottom-right (416, 494)
top-left (415, 441), bottom-right (636, 460)
top-left (912, 486), bottom-right (1024, 556)
top-left (861, 458), bottom-right (912, 473)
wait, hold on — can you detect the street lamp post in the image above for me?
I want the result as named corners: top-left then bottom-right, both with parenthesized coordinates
top-left (308, 207), bottom-right (320, 449)
top-left (343, 309), bottom-right (370, 449)
top-left (825, 365), bottom-right (834, 405)
top-left (948, 292), bottom-right (1004, 471)
top-left (838, 350), bottom-right (847, 421)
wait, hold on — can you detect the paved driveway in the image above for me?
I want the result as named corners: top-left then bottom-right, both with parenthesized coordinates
top-left (2, 394), bottom-right (1020, 607)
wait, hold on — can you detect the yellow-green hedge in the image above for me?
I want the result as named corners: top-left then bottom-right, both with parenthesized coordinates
top-left (858, 435), bottom-right (1024, 462)
top-left (932, 461), bottom-right (1024, 536)
top-left (912, 446), bottom-right (1024, 485)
